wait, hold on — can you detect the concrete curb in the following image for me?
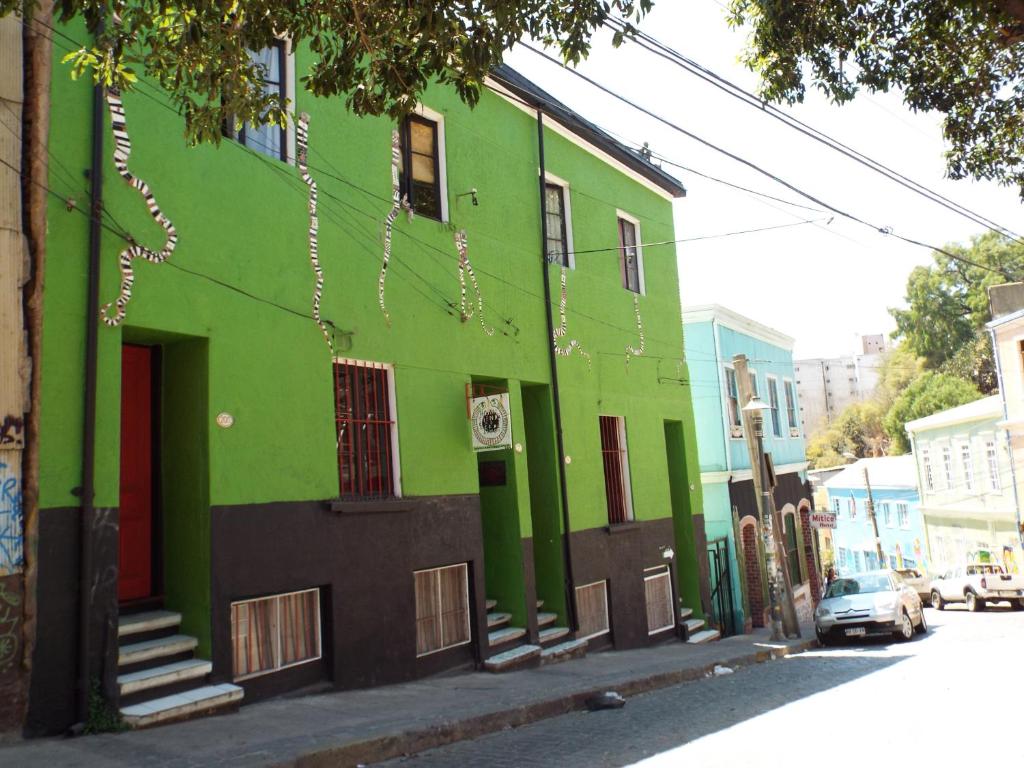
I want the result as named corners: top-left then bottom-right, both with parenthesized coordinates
top-left (287, 637), bottom-right (819, 768)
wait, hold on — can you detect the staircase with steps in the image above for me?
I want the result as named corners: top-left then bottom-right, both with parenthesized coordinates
top-left (483, 598), bottom-right (586, 672)
top-left (678, 606), bottom-right (721, 644)
top-left (117, 610), bottom-right (243, 728)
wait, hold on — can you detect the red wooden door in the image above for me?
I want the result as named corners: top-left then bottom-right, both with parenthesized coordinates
top-left (119, 344), bottom-right (154, 602)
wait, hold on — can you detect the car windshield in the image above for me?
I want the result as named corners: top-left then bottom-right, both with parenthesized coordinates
top-left (825, 574), bottom-right (892, 598)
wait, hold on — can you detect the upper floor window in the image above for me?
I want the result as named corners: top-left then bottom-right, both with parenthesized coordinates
top-left (724, 367), bottom-right (740, 428)
top-left (599, 415), bottom-right (634, 525)
top-left (784, 380), bottom-right (797, 431)
top-left (749, 371), bottom-right (759, 399)
top-left (334, 359), bottom-right (400, 499)
top-left (941, 446), bottom-right (953, 489)
top-left (399, 113), bottom-right (445, 220)
top-left (617, 213), bottom-right (644, 293)
top-left (544, 178), bottom-right (573, 267)
top-left (881, 502), bottom-right (892, 527)
top-left (922, 450), bottom-right (934, 492)
top-left (767, 377), bottom-right (782, 438)
top-left (847, 497), bottom-right (857, 520)
top-left (960, 443), bottom-right (974, 491)
top-left (896, 502), bottom-right (909, 529)
top-left (235, 41), bottom-right (291, 162)
top-left (832, 496), bottom-right (841, 515)
top-left (986, 440), bottom-right (1000, 491)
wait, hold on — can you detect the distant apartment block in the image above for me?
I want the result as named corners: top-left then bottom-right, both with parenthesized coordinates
top-left (794, 334), bottom-right (888, 436)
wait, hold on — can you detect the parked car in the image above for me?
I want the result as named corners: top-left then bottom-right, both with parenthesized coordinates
top-left (930, 558), bottom-right (1024, 611)
top-left (814, 570), bottom-right (927, 645)
top-left (895, 567), bottom-right (931, 604)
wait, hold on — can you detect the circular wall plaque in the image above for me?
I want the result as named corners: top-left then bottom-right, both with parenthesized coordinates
top-left (215, 412), bottom-right (234, 429)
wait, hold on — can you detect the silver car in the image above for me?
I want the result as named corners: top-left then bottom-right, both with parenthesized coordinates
top-left (815, 570), bottom-right (928, 645)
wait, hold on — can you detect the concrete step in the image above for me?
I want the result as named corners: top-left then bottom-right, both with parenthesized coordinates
top-left (485, 598), bottom-right (497, 611)
top-left (483, 644), bottom-right (541, 673)
top-left (682, 618), bottom-right (704, 635)
top-left (540, 639), bottom-right (588, 666)
top-left (536, 612), bottom-right (558, 629)
top-left (488, 626), bottom-right (526, 648)
top-left (118, 659), bottom-right (212, 697)
top-left (487, 611), bottom-right (512, 630)
top-left (538, 626), bottom-right (571, 646)
top-left (118, 610), bottom-right (181, 638)
top-left (119, 634), bottom-right (198, 667)
top-left (687, 628), bottom-right (721, 645)
top-left (120, 683), bottom-right (243, 728)
top-left (678, 606), bottom-right (694, 622)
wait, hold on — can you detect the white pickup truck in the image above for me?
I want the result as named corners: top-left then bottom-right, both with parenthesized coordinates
top-left (930, 558), bottom-right (1024, 612)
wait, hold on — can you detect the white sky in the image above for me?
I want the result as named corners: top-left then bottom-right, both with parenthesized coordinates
top-left (504, 0), bottom-right (1024, 359)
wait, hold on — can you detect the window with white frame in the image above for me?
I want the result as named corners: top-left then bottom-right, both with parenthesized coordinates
top-left (414, 563), bottom-right (471, 656)
top-left (724, 367), bottom-right (740, 429)
top-left (644, 567), bottom-right (675, 634)
top-left (896, 502), bottom-right (909, 529)
top-left (881, 502), bottom-right (892, 527)
top-left (847, 497), bottom-right (857, 520)
top-left (922, 449), bottom-right (934, 492)
top-left (398, 108), bottom-right (448, 221)
top-left (544, 176), bottom-right (574, 268)
top-left (960, 443), bottom-right (974, 491)
top-left (599, 415), bottom-right (634, 525)
top-left (231, 588), bottom-right (321, 680)
top-left (334, 359), bottom-right (401, 499)
top-left (575, 580), bottom-right (610, 640)
top-left (233, 40), bottom-right (295, 163)
top-left (784, 380), bottom-right (797, 431)
top-left (617, 213), bottom-right (644, 293)
top-left (748, 371), bottom-right (759, 399)
top-left (832, 496), bottom-right (841, 515)
top-left (942, 446), bottom-right (953, 489)
top-left (767, 376), bottom-right (782, 437)
top-left (986, 440), bottom-right (1000, 491)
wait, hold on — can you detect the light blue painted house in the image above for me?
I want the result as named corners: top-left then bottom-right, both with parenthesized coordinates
top-left (683, 305), bottom-right (816, 634)
top-left (823, 456), bottom-right (929, 575)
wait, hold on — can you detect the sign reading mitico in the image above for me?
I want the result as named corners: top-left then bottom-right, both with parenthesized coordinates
top-left (809, 510), bottom-right (837, 529)
top-left (470, 393), bottom-right (513, 451)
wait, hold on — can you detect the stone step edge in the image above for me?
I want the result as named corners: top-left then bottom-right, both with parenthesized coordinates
top-left (482, 644), bottom-right (542, 672)
top-left (118, 659), bottom-right (212, 696)
top-left (118, 610), bottom-right (182, 637)
top-left (120, 684), bottom-right (243, 729)
top-left (119, 635), bottom-right (198, 666)
top-left (687, 629), bottom-right (721, 645)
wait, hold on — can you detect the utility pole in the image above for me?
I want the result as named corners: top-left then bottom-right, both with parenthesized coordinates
top-left (734, 354), bottom-right (800, 639)
top-left (862, 466), bottom-right (887, 569)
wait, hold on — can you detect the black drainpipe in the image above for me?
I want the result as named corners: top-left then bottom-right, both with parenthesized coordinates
top-left (78, 77), bottom-right (104, 723)
top-left (536, 111), bottom-right (578, 632)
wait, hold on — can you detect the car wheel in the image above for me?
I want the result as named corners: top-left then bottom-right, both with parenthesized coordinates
top-left (895, 610), bottom-right (914, 642)
top-left (966, 591), bottom-right (985, 612)
top-left (915, 608), bottom-right (928, 635)
top-left (931, 590), bottom-right (944, 610)
top-left (815, 628), bottom-right (831, 646)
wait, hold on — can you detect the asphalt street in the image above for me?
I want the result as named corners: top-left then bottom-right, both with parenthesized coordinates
top-left (378, 604), bottom-right (1024, 768)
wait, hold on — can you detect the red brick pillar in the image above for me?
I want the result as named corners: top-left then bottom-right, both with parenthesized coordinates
top-left (800, 507), bottom-right (822, 606)
top-left (741, 520), bottom-right (765, 628)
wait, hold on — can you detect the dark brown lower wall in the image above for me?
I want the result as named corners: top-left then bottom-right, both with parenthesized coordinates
top-left (210, 494), bottom-right (486, 701)
top-left (0, 572), bottom-right (26, 732)
top-left (569, 517), bottom-right (678, 650)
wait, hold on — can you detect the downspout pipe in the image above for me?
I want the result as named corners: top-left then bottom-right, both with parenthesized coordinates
top-left (78, 77), bottom-right (104, 723)
top-left (989, 326), bottom-right (1024, 550)
top-left (536, 111), bottom-right (578, 632)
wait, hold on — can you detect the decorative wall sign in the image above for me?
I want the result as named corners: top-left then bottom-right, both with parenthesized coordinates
top-left (552, 266), bottom-right (591, 367)
top-left (470, 393), bottom-right (513, 451)
top-left (454, 230), bottom-right (494, 336)
top-left (625, 294), bottom-right (645, 367)
top-left (100, 88), bottom-right (178, 326)
top-left (296, 113), bottom-right (333, 352)
top-left (379, 130), bottom-right (414, 325)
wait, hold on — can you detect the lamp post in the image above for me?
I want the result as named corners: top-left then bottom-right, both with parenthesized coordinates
top-left (844, 453), bottom-right (887, 569)
top-left (742, 395), bottom-right (785, 641)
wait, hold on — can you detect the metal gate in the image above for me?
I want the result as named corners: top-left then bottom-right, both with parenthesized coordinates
top-left (707, 537), bottom-right (737, 637)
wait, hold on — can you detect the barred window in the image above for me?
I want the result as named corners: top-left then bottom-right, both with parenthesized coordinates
top-left (599, 415), bottom-right (634, 525)
top-left (334, 360), bottom-right (399, 499)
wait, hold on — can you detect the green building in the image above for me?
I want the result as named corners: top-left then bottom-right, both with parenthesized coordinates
top-left (21, 26), bottom-right (709, 733)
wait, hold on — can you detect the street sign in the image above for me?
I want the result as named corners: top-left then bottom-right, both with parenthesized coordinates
top-left (809, 511), bottom-right (837, 529)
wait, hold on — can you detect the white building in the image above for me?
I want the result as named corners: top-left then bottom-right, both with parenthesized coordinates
top-left (794, 334), bottom-right (888, 436)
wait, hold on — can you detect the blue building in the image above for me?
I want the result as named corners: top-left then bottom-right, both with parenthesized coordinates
top-left (683, 305), bottom-right (816, 634)
top-left (823, 456), bottom-right (929, 575)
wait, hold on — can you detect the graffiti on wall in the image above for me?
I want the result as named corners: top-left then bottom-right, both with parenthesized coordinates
top-left (0, 461), bottom-right (23, 576)
top-left (0, 578), bottom-right (20, 672)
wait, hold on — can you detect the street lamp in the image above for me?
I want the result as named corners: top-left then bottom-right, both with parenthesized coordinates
top-left (742, 395), bottom-right (785, 641)
top-left (843, 452), bottom-right (887, 570)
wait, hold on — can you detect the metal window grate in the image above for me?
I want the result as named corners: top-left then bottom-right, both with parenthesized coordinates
top-left (414, 563), bottom-right (471, 657)
top-left (644, 567), bottom-right (675, 634)
top-left (231, 588), bottom-right (321, 680)
top-left (334, 360), bottom-right (396, 499)
top-left (599, 415), bottom-right (632, 525)
top-left (575, 580), bottom-right (610, 640)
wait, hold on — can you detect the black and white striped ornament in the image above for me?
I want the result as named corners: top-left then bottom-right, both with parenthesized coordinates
top-left (552, 266), bottom-right (590, 368)
top-left (296, 113), bottom-right (333, 352)
top-left (100, 88), bottom-right (178, 326)
top-left (379, 130), bottom-right (413, 324)
top-left (454, 230), bottom-right (494, 336)
top-left (625, 294), bottom-right (645, 367)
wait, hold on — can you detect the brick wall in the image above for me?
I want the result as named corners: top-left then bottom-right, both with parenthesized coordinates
top-left (740, 519), bottom-right (765, 628)
top-left (800, 506), bottom-right (822, 606)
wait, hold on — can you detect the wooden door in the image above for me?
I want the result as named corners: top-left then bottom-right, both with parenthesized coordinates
top-left (119, 344), bottom-right (154, 602)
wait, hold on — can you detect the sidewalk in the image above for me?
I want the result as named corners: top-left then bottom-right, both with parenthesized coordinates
top-left (0, 627), bottom-right (817, 768)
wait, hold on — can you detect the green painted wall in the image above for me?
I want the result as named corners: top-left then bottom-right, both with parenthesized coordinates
top-left (39, 22), bottom-right (705, 626)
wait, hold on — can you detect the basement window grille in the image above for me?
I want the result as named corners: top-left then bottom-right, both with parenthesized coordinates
top-left (231, 588), bottom-right (321, 680)
top-left (599, 415), bottom-right (634, 525)
top-left (575, 580), bottom-right (610, 641)
top-left (415, 563), bottom-right (471, 657)
top-left (334, 359), bottom-right (400, 499)
top-left (644, 567), bottom-right (675, 635)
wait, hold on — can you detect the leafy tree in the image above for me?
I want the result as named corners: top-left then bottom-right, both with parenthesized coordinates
top-left (806, 400), bottom-right (887, 468)
top-left (883, 372), bottom-right (981, 453)
top-left (874, 346), bottom-right (926, 410)
top-left (4, 1), bottom-right (651, 145)
top-left (727, 1), bottom-right (1024, 195)
top-left (888, 232), bottom-right (1024, 391)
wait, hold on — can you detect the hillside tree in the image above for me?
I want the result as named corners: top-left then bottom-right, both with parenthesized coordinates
top-left (884, 372), bottom-right (982, 453)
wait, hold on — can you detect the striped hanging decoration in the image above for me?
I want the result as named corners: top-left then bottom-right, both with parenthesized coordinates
top-left (454, 230), bottom-right (494, 336)
top-left (625, 294), bottom-right (645, 367)
top-left (100, 88), bottom-right (178, 326)
top-left (296, 112), bottom-right (333, 352)
top-left (379, 130), bottom-right (413, 325)
top-left (552, 266), bottom-right (591, 368)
